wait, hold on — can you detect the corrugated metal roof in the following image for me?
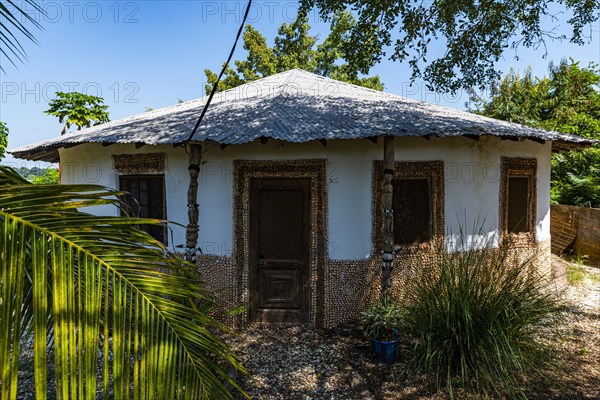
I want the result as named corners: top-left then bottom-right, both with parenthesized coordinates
top-left (10, 68), bottom-right (597, 162)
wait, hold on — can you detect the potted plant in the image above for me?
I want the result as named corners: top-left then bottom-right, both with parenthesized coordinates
top-left (361, 295), bottom-right (402, 363)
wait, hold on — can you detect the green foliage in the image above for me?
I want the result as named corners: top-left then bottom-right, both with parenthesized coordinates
top-left (204, 11), bottom-right (383, 94)
top-left (301, 0), bottom-right (599, 93)
top-left (0, 166), bottom-right (246, 399)
top-left (472, 60), bottom-right (600, 138)
top-left (472, 59), bottom-right (600, 208)
top-left (565, 250), bottom-right (590, 266)
top-left (564, 252), bottom-right (600, 284)
top-left (15, 166), bottom-right (51, 182)
top-left (400, 235), bottom-right (562, 398)
top-left (361, 295), bottom-right (402, 341)
top-left (541, 61), bottom-right (600, 137)
top-left (45, 92), bottom-right (110, 135)
top-left (470, 67), bottom-right (549, 127)
top-left (32, 168), bottom-right (59, 184)
top-left (14, 166), bottom-right (59, 183)
top-left (0, 121), bottom-right (8, 159)
top-left (566, 264), bottom-right (587, 285)
top-left (551, 148), bottom-right (600, 207)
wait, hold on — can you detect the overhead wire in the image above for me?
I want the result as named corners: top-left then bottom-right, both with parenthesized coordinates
top-left (186, 0), bottom-right (253, 144)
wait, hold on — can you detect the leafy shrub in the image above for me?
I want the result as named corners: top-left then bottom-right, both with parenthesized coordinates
top-left (400, 235), bottom-right (562, 397)
top-left (361, 295), bottom-right (402, 341)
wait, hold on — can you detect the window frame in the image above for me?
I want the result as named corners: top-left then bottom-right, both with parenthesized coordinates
top-left (372, 160), bottom-right (445, 252)
top-left (119, 174), bottom-right (167, 245)
top-left (499, 157), bottom-right (537, 242)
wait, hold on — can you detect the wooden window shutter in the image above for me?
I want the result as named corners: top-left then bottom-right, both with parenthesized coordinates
top-left (507, 176), bottom-right (530, 233)
top-left (392, 178), bottom-right (432, 245)
top-left (119, 175), bottom-right (167, 244)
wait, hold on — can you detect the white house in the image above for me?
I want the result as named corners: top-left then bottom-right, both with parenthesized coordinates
top-left (11, 69), bottom-right (593, 327)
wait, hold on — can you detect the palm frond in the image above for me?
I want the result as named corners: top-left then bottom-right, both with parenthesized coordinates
top-left (0, 167), bottom-right (246, 399)
top-left (0, 165), bottom-right (30, 185)
top-left (0, 0), bottom-right (45, 72)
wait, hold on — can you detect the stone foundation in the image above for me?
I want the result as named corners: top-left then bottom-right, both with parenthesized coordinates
top-left (195, 254), bottom-right (238, 326)
top-left (324, 259), bottom-right (378, 328)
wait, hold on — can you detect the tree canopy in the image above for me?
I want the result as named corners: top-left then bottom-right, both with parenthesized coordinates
top-left (15, 167), bottom-right (59, 184)
top-left (31, 168), bottom-right (59, 184)
top-left (301, 0), bottom-right (599, 93)
top-left (471, 59), bottom-right (600, 207)
top-left (0, 122), bottom-right (8, 159)
top-left (551, 150), bottom-right (600, 207)
top-left (471, 60), bottom-right (600, 138)
top-left (45, 92), bottom-right (110, 135)
top-left (204, 11), bottom-right (383, 94)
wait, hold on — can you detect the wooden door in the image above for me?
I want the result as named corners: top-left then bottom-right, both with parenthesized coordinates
top-left (249, 178), bottom-right (311, 323)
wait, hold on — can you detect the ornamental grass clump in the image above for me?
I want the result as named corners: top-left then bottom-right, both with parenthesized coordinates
top-left (401, 234), bottom-right (563, 398)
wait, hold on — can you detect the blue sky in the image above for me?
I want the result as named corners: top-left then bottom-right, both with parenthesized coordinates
top-left (2, 0), bottom-right (600, 167)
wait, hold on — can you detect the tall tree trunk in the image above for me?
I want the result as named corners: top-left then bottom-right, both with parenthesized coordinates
top-left (185, 143), bottom-right (202, 262)
top-left (381, 136), bottom-right (395, 296)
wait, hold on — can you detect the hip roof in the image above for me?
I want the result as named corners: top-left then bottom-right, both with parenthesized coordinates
top-left (10, 68), bottom-right (596, 162)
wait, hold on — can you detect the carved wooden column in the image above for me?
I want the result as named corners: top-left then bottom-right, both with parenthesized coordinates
top-left (185, 143), bottom-right (202, 262)
top-left (381, 135), bottom-right (395, 296)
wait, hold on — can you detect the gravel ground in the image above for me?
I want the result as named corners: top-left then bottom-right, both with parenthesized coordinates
top-left (14, 339), bottom-right (111, 400)
top-left (343, 263), bottom-right (600, 400)
top-left (541, 263), bottom-right (600, 400)
top-left (232, 262), bottom-right (600, 400)
top-left (227, 325), bottom-right (357, 400)
top-left (11, 262), bottom-right (599, 400)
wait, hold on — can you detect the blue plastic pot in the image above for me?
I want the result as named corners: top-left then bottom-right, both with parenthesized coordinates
top-left (371, 334), bottom-right (400, 364)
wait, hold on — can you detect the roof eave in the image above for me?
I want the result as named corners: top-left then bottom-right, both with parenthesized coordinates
top-left (551, 139), bottom-right (598, 153)
top-left (10, 146), bottom-right (61, 163)
top-left (11, 134), bottom-right (597, 164)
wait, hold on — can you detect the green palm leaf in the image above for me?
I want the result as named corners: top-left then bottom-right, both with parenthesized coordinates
top-left (0, 166), bottom-right (246, 399)
top-left (0, 0), bottom-right (45, 72)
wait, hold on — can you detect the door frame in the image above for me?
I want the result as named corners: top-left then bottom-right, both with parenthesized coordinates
top-left (233, 160), bottom-right (327, 326)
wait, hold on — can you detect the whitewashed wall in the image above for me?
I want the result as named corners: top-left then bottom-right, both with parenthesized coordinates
top-left (59, 136), bottom-right (552, 258)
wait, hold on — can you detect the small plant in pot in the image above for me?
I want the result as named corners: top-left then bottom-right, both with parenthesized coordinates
top-left (361, 295), bottom-right (402, 363)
